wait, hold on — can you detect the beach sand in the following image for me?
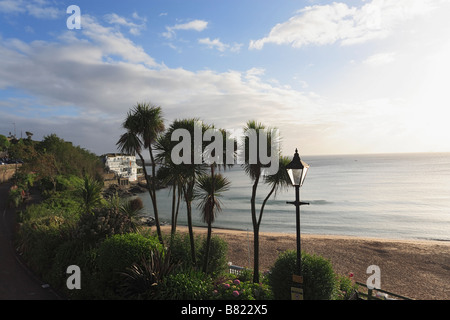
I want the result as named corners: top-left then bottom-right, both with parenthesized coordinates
top-left (160, 225), bottom-right (450, 300)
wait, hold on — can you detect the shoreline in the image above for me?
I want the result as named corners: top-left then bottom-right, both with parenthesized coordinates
top-left (159, 225), bottom-right (450, 300)
top-left (160, 224), bottom-right (450, 245)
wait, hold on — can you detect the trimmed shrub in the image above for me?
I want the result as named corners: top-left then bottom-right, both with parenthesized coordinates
top-left (168, 232), bottom-right (228, 276)
top-left (96, 233), bottom-right (163, 297)
top-left (197, 235), bottom-right (228, 277)
top-left (268, 250), bottom-right (337, 300)
top-left (156, 270), bottom-right (213, 300)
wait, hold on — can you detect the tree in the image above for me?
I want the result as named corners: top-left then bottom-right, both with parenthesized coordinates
top-left (157, 119), bottom-right (208, 264)
top-left (154, 134), bottom-right (184, 237)
top-left (117, 103), bottom-right (165, 244)
top-left (76, 175), bottom-right (104, 214)
top-left (0, 134), bottom-right (10, 152)
top-left (241, 120), bottom-right (284, 283)
top-left (194, 173), bottom-right (230, 273)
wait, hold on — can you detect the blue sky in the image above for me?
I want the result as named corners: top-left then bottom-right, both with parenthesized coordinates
top-left (1, 0), bottom-right (450, 156)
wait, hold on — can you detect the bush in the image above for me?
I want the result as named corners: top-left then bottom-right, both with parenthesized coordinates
top-left (47, 240), bottom-right (100, 299)
top-left (74, 207), bottom-right (139, 245)
top-left (212, 276), bottom-right (273, 300)
top-left (197, 235), bottom-right (228, 276)
top-left (168, 232), bottom-right (228, 276)
top-left (268, 250), bottom-right (337, 300)
top-left (156, 270), bottom-right (213, 300)
top-left (96, 233), bottom-right (163, 297)
top-left (120, 248), bottom-right (179, 299)
top-left (333, 274), bottom-right (359, 300)
top-left (17, 215), bottom-right (69, 278)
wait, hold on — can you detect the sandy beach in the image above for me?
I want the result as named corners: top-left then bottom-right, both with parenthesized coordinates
top-left (160, 225), bottom-right (450, 300)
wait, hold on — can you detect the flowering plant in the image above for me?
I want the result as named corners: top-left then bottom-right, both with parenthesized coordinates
top-left (212, 276), bottom-right (273, 300)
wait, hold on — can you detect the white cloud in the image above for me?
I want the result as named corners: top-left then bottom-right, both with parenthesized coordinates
top-left (104, 12), bottom-right (147, 35)
top-left (249, 0), bottom-right (439, 49)
top-left (198, 37), bottom-right (242, 53)
top-left (363, 52), bottom-right (396, 67)
top-left (0, 16), bottom-right (329, 155)
top-left (162, 19), bottom-right (208, 39)
top-left (0, 0), bottom-right (60, 19)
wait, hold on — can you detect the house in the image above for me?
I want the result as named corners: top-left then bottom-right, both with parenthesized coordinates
top-left (102, 153), bottom-right (144, 183)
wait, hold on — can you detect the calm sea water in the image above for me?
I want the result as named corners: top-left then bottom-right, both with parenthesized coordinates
top-left (137, 153), bottom-right (450, 241)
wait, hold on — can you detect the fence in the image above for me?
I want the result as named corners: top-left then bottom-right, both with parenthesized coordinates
top-left (355, 281), bottom-right (412, 300)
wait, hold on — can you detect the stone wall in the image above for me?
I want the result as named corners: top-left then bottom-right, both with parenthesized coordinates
top-left (0, 164), bottom-right (21, 184)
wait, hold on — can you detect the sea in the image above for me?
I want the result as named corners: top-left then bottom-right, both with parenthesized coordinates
top-left (137, 152), bottom-right (450, 242)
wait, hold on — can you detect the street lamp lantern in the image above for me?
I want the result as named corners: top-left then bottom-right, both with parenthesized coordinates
top-left (286, 148), bottom-right (309, 300)
top-left (286, 148), bottom-right (309, 187)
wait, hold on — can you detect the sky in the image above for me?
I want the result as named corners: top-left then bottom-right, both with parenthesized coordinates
top-left (1, 0), bottom-right (450, 156)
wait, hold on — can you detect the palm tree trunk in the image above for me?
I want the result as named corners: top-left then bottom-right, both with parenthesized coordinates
top-left (251, 174), bottom-right (260, 283)
top-left (183, 183), bottom-right (196, 265)
top-left (203, 221), bottom-right (212, 273)
top-left (148, 146), bottom-right (163, 244)
top-left (171, 182), bottom-right (177, 236)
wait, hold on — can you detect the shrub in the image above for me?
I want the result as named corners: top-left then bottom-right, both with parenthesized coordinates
top-left (212, 276), bottom-right (273, 300)
top-left (333, 274), bottom-right (359, 300)
top-left (120, 248), bottom-right (179, 299)
top-left (197, 235), bottom-right (228, 276)
top-left (47, 240), bottom-right (100, 299)
top-left (268, 250), bottom-right (337, 300)
top-left (74, 207), bottom-right (138, 245)
top-left (168, 232), bottom-right (228, 276)
top-left (96, 233), bottom-right (163, 297)
top-left (16, 215), bottom-right (68, 278)
top-left (156, 270), bottom-right (213, 300)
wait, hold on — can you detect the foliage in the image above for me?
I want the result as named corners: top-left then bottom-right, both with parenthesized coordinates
top-left (0, 134), bottom-right (10, 151)
top-left (74, 175), bottom-right (104, 213)
top-left (168, 232), bottom-right (228, 276)
top-left (120, 248), bottom-right (179, 299)
top-left (117, 102), bottom-right (165, 244)
top-left (155, 270), bottom-right (213, 300)
top-left (268, 250), bottom-right (337, 300)
top-left (74, 206), bottom-right (141, 245)
top-left (17, 215), bottom-right (70, 277)
top-left (333, 274), bottom-right (359, 300)
top-left (96, 233), bottom-right (163, 296)
top-left (212, 276), bottom-right (273, 300)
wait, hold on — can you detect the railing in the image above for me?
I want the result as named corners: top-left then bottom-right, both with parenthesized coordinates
top-left (355, 282), bottom-right (412, 300)
top-left (229, 265), bottom-right (245, 276)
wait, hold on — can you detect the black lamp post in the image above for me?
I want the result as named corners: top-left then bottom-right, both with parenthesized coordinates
top-left (286, 148), bottom-right (309, 279)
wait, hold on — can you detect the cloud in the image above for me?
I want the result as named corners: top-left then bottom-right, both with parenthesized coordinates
top-left (104, 12), bottom-right (147, 35)
top-left (198, 37), bottom-right (242, 53)
top-left (162, 19), bottom-right (208, 39)
top-left (363, 52), bottom-right (396, 67)
top-left (0, 0), bottom-right (60, 19)
top-left (0, 15), bottom-right (329, 155)
top-left (249, 0), bottom-right (439, 49)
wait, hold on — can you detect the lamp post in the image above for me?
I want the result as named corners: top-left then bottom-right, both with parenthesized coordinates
top-left (286, 148), bottom-right (309, 281)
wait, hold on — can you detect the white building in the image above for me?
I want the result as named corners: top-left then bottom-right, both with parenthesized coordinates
top-left (103, 153), bottom-right (143, 183)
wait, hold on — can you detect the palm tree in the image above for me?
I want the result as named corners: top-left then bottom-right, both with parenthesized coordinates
top-left (76, 175), bottom-right (103, 214)
top-left (241, 120), bottom-right (284, 283)
top-left (194, 173), bottom-right (230, 273)
top-left (156, 119), bottom-right (209, 264)
top-left (117, 102), bottom-right (165, 243)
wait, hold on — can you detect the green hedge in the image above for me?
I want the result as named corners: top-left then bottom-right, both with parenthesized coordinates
top-left (96, 233), bottom-right (163, 297)
top-left (268, 250), bottom-right (336, 300)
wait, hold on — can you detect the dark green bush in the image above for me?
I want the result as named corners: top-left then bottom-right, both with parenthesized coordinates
top-left (156, 270), bottom-right (213, 300)
top-left (268, 250), bottom-right (337, 300)
top-left (120, 248), bottom-right (179, 299)
top-left (168, 232), bottom-right (228, 276)
top-left (96, 233), bottom-right (163, 297)
top-left (47, 240), bottom-right (100, 299)
top-left (197, 235), bottom-right (228, 277)
top-left (17, 215), bottom-right (68, 277)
